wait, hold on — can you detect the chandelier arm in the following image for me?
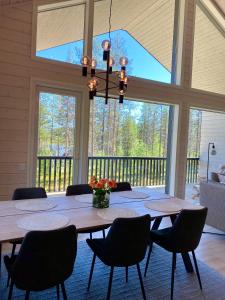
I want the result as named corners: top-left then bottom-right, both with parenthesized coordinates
top-left (95, 71), bottom-right (108, 76)
top-left (93, 75), bottom-right (119, 87)
top-left (93, 74), bottom-right (106, 80)
top-left (107, 79), bottom-right (118, 87)
top-left (96, 94), bottom-right (118, 100)
top-left (97, 86), bottom-right (117, 93)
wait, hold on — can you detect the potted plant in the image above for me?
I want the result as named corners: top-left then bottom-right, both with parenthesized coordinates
top-left (89, 176), bottom-right (117, 208)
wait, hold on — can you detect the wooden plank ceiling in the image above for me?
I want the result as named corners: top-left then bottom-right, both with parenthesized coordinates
top-left (37, 0), bottom-right (175, 71)
top-left (192, 4), bottom-right (225, 95)
top-left (213, 0), bottom-right (225, 16)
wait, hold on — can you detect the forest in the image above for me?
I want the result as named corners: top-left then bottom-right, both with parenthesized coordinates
top-left (38, 93), bottom-right (201, 159)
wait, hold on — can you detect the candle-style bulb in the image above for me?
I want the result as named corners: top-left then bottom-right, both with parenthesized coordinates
top-left (102, 40), bottom-right (111, 61)
top-left (109, 57), bottom-right (115, 67)
top-left (91, 59), bottom-right (97, 76)
top-left (119, 90), bottom-right (124, 104)
top-left (101, 40), bottom-right (111, 51)
top-left (88, 78), bottom-right (98, 91)
top-left (120, 70), bottom-right (126, 81)
top-left (91, 59), bottom-right (97, 69)
top-left (119, 56), bottom-right (128, 67)
top-left (81, 55), bottom-right (90, 66)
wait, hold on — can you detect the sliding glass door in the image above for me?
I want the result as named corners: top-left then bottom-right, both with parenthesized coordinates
top-left (36, 88), bottom-right (81, 193)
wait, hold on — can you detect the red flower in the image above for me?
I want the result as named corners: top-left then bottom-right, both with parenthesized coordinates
top-left (96, 182), bottom-right (104, 189)
top-left (108, 180), bottom-right (117, 189)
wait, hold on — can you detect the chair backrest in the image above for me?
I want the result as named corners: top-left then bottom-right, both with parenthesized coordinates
top-left (11, 225), bottom-right (77, 291)
top-left (170, 208), bottom-right (208, 252)
top-left (12, 187), bottom-right (47, 200)
top-left (105, 214), bottom-right (151, 266)
top-left (66, 184), bottom-right (92, 196)
top-left (112, 182), bottom-right (132, 192)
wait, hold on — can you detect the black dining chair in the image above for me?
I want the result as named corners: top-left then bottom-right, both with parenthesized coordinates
top-left (9, 188), bottom-right (47, 256)
top-left (6, 187), bottom-right (48, 287)
top-left (86, 214), bottom-right (151, 300)
top-left (10, 188), bottom-right (47, 255)
top-left (12, 187), bottom-right (47, 200)
top-left (66, 184), bottom-right (92, 196)
top-left (4, 225), bottom-right (77, 300)
top-left (66, 184), bottom-right (109, 239)
top-left (144, 208), bottom-right (208, 300)
top-left (112, 182), bottom-right (132, 192)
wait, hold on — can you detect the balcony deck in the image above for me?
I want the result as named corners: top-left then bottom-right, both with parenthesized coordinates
top-left (37, 156), bottom-right (199, 194)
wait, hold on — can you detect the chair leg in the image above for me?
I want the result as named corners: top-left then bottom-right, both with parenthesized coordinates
top-left (7, 274), bottom-right (11, 288)
top-left (125, 266), bottom-right (128, 282)
top-left (6, 243), bottom-right (17, 287)
top-left (0, 243), bottom-right (1, 276)
top-left (87, 254), bottom-right (96, 291)
top-left (90, 232), bottom-right (93, 239)
top-left (144, 242), bottom-right (153, 277)
top-left (61, 282), bottom-right (67, 300)
top-left (107, 267), bottom-right (114, 300)
top-left (137, 263), bottom-right (146, 300)
top-left (8, 281), bottom-right (14, 300)
top-left (56, 284), bottom-right (60, 300)
top-left (103, 229), bottom-right (106, 239)
top-left (11, 243), bottom-right (17, 257)
top-left (25, 291), bottom-right (30, 300)
top-left (192, 250), bottom-right (202, 290)
top-left (170, 253), bottom-right (176, 300)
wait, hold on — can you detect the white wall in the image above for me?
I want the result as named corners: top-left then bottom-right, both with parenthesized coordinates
top-left (199, 111), bottom-right (225, 178)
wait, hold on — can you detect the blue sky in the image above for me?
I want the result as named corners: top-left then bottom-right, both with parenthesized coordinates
top-left (37, 30), bottom-right (171, 84)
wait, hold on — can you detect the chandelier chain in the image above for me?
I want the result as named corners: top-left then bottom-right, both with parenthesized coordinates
top-left (108, 0), bottom-right (113, 43)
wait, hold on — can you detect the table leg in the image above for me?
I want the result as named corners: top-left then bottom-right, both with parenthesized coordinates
top-left (170, 216), bottom-right (194, 273)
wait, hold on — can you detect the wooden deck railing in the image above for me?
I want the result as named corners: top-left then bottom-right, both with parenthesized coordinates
top-left (36, 156), bottom-right (199, 192)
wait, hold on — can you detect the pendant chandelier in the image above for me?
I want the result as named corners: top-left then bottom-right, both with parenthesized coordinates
top-left (81, 0), bottom-right (128, 104)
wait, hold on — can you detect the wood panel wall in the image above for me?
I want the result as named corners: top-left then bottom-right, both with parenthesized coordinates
top-left (0, 1), bottom-right (85, 200)
top-left (0, 3), bottom-right (31, 200)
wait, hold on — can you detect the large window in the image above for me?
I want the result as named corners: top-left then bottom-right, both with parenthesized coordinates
top-left (36, 0), bottom-right (85, 64)
top-left (185, 108), bottom-right (225, 200)
top-left (93, 0), bottom-right (174, 83)
top-left (88, 97), bottom-right (171, 191)
top-left (35, 0), bottom-right (175, 84)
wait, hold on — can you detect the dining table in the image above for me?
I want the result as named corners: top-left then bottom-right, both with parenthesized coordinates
top-left (0, 187), bottom-right (203, 276)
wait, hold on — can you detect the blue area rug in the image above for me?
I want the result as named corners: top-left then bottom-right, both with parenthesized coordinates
top-left (0, 241), bottom-right (225, 299)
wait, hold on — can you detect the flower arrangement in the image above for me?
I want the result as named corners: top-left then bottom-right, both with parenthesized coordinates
top-left (89, 176), bottom-right (117, 208)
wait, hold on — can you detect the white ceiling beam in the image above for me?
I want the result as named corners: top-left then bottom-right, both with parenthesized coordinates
top-left (180, 0), bottom-right (197, 89)
top-left (84, 0), bottom-right (94, 59)
top-left (171, 0), bottom-right (186, 85)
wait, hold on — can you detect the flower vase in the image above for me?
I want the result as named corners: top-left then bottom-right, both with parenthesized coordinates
top-left (93, 191), bottom-right (110, 208)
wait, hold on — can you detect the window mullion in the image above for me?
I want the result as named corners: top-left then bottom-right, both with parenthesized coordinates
top-left (84, 0), bottom-right (94, 59)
